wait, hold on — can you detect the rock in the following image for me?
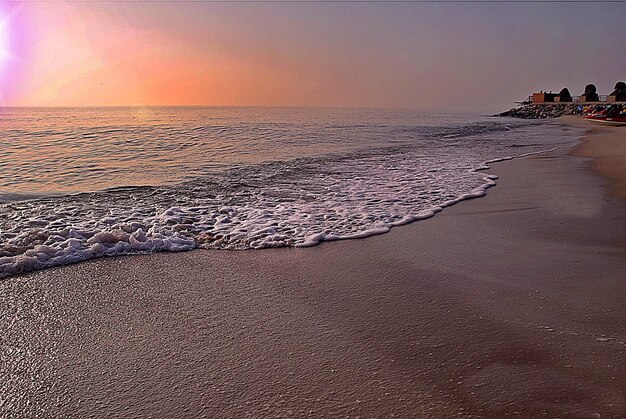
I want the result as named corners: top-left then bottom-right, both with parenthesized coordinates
top-left (496, 104), bottom-right (579, 119)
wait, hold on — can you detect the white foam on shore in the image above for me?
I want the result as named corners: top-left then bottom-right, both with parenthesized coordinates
top-left (0, 123), bottom-right (582, 279)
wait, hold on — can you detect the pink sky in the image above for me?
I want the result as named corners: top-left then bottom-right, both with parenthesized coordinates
top-left (0, 1), bottom-right (624, 113)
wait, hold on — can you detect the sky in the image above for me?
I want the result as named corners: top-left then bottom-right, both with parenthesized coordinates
top-left (0, 1), bottom-right (624, 113)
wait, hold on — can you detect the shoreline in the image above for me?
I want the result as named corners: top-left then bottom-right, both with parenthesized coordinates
top-left (1, 119), bottom-right (625, 417)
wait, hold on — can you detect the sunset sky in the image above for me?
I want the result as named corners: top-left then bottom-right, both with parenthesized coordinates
top-left (0, 1), bottom-right (624, 112)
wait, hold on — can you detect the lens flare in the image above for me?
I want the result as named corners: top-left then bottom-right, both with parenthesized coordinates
top-left (0, 16), bottom-right (11, 69)
top-left (0, 7), bottom-right (19, 72)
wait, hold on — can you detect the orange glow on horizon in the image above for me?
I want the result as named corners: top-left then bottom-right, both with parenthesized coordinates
top-left (2, 2), bottom-right (625, 113)
top-left (9, 4), bottom-right (341, 108)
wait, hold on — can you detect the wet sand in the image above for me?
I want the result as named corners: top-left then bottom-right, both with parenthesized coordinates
top-left (570, 118), bottom-right (626, 199)
top-left (1, 121), bottom-right (625, 418)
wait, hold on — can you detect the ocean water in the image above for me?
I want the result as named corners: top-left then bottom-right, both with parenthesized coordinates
top-left (0, 107), bottom-right (583, 278)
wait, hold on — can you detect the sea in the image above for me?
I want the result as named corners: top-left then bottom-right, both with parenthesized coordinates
top-left (0, 107), bottom-right (584, 279)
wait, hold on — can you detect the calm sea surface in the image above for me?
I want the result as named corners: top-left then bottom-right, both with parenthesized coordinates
top-left (0, 107), bottom-right (583, 278)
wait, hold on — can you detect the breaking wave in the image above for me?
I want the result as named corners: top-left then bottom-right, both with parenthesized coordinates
top-left (0, 110), bottom-right (582, 279)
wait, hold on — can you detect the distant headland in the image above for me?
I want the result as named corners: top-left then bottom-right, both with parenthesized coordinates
top-left (497, 81), bottom-right (626, 119)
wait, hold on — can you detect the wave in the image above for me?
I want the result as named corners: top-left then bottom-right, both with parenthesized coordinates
top-left (0, 118), bottom-right (581, 279)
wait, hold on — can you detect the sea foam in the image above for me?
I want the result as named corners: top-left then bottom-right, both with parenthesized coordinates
top-left (0, 112), bottom-right (583, 279)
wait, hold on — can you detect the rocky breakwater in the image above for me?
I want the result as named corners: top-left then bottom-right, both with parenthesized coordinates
top-left (497, 104), bottom-right (579, 119)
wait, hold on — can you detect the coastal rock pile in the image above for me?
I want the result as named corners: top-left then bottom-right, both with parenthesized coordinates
top-left (497, 104), bottom-right (579, 119)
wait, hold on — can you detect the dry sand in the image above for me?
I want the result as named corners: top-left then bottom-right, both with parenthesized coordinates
top-left (1, 119), bottom-right (625, 418)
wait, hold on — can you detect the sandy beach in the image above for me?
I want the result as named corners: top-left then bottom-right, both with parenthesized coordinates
top-left (1, 119), bottom-right (625, 417)
top-left (571, 119), bottom-right (626, 200)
